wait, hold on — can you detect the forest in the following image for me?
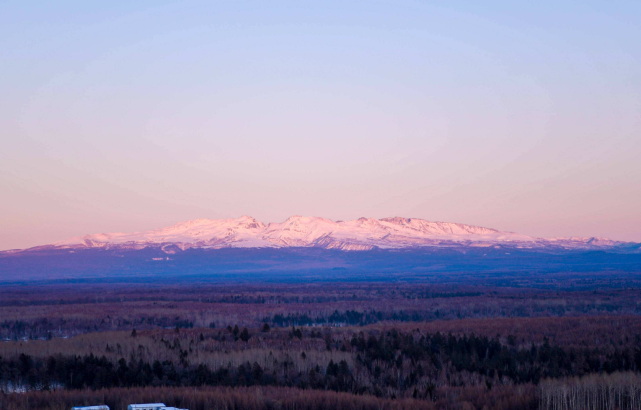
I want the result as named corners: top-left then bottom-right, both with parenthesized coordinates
top-left (1, 279), bottom-right (641, 410)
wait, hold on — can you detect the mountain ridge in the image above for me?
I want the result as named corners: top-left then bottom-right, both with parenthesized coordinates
top-left (13, 215), bottom-right (631, 253)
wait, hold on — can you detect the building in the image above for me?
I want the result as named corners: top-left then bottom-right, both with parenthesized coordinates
top-left (127, 404), bottom-right (188, 410)
top-left (71, 406), bottom-right (110, 410)
top-left (127, 405), bottom-right (166, 410)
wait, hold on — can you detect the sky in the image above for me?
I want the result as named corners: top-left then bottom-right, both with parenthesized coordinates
top-left (1, 0), bottom-right (640, 250)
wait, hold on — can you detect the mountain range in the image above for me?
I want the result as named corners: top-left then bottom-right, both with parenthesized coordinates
top-left (19, 215), bottom-right (632, 253)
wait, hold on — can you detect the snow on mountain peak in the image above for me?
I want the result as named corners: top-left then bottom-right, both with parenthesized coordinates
top-left (47, 216), bottom-right (626, 252)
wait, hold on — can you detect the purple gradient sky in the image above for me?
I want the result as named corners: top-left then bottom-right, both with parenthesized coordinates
top-left (1, 1), bottom-right (640, 250)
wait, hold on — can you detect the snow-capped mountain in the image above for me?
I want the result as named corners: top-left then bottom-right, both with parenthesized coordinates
top-left (41, 215), bottom-right (628, 252)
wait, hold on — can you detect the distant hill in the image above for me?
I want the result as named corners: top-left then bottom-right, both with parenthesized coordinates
top-left (11, 215), bottom-right (636, 253)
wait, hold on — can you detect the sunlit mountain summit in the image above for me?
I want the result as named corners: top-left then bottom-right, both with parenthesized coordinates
top-left (42, 215), bottom-right (627, 253)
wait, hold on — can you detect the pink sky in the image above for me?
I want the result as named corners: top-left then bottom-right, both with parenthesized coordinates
top-left (1, 1), bottom-right (640, 250)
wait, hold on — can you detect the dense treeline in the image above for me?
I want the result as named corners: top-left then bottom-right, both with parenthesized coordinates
top-left (3, 282), bottom-right (641, 409)
top-left (268, 306), bottom-right (519, 327)
top-left (3, 283), bottom-right (641, 340)
top-left (5, 301), bottom-right (641, 341)
top-left (349, 330), bottom-right (641, 385)
top-left (270, 310), bottom-right (384, 326)
top-left (539, 372), bottom-right (641, 410)
top-left (1, 317), bottom-right (194, 341)
top-left (0, 384), bottom-right (539, 410)
top-left (3, 329), bottom-right (641, 398)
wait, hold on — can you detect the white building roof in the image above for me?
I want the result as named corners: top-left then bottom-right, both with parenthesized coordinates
top-left (72, 406), bottom-right (110, 410)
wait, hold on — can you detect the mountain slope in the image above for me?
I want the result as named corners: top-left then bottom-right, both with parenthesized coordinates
top-left (29, 215), bottom-right (629, 252)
